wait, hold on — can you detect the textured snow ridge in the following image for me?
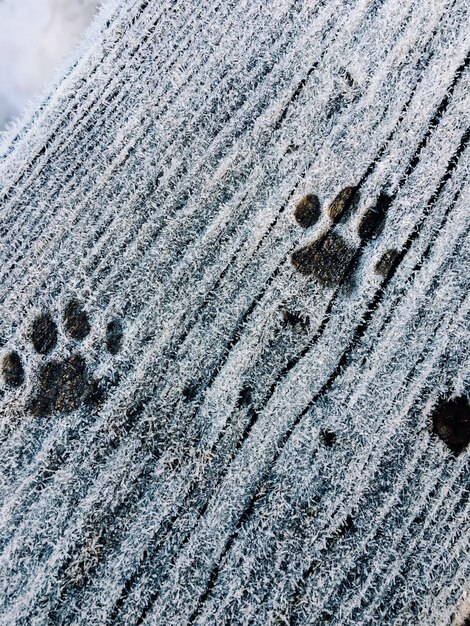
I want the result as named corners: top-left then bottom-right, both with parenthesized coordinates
top-left (0, 1), bottom-right (469, 625)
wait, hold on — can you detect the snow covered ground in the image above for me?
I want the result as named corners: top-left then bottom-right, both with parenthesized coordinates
top-left (0, 0), bottom-right (100, 129)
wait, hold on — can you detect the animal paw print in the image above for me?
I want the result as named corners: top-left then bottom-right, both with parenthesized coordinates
top-left (1, 299), bottom-right (123, 417)
top-left (291, 186), bottom-right (391, 287)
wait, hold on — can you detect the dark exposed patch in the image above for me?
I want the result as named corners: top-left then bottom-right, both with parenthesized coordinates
top-left (326, 186), bottom-right (359, 223)
top-left (63, 299), bottom-right (91, 340)
top-left (293, 194), bottom-right (321, 229)
top-left (319, 428), bottom-right (337, 447)
top-left (357, 193), bottom-right (391, 241)
top-left (126, 401), bottom-right (145, 421)
top-left (291, 232), bottom-right (356, 287)
top-left (29, 312), bottom-right (58, 355)
top-left (326, 514), bottom-right (355, 549)
top-left (238, 385), bottom-right (252, 407)
top-left (106, 319), bottom-right (123, 355)
top-left (431, 395), bottom-right (470, 453)
top-left (281, 308), bottom-right (310, 332)
top-left (326, 94), bottom-right (346, 120)
top-left (340, 68), bottom-right (355, 88)
top-left (375, 248), bottom-right (399, 276)
top-left (284, 143), bottom-right (299, 155)
top-left (27, 354), bottom-right (103, 417)
top-left (1, 351), bottom-right (24, 387)
top-left (183, 382), bottom-right (199, 402)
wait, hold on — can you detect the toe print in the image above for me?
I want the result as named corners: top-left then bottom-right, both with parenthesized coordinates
top-left (326, 186), bottom-right (359, 224)
top-left (1, 301), bottom-right (124, 417)
top-left (357, 193), bottom-right (391, 241)
top-left (1, 351), bottom-right (24, 387)
top-left (374, 248), bottom-right (399, 276)
top-left (291, 185), bottom-right (390, 288)
top-left (29, 312), bottom-right (58, 355)
top-left (63, 299), bottom-right (91, 340)
top-left (293, 194), bottom-right (321, 229)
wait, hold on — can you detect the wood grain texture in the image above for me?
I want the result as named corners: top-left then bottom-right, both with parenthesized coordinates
top-left (0, 1), bottom-right (469, 624)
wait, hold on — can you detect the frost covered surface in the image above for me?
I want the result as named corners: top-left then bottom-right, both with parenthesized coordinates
top-left (0, 1), bottom-right (469, 624)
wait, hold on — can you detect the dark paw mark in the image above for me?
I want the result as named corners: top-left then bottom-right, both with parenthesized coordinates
top-left (292, 231), bottom-right (356, 287)
top-left (293, 194), bottom-right (321, 229)
top-left (326, 186), bottom-right (358, 224)
top-left (63, 299), bottom-right (91, 340)
top-left (1, 351), bottom-right (24, 387)
top-left (28, 354), bottom-right (103, 417)
top-left (374, 248), bottom-right (399, 276)
top-left (291, 186), bottom-right (390, 288)
top-left (357, 193), bottom-right (390, 241)
top-left (2, 301), bottom-right (123, 417)
top-left (431, 395), bottom-right (470, 453)
top-left (29, 312), bottom-right (58, 355)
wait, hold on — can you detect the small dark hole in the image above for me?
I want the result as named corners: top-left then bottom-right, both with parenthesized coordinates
top-left (326, 186), bottom-right (359, 224)
top-left (293, 194), bottom-right (321, 229)
top-left (165, 456), bottom-right (183, 472)
top-left (326, 514), bottom-right (355, 548)
top-left (106, 319), bottom-right (123, 355)
top-left (338, 514), bottom-right (354, 536)
top-left (1, 351), bottom-right (24, 387)
top-left (281, 309), bottom-right (310, 331)
top-left (238, 385), bottom-right (252, 407)
top-left (285, 143), bottom-right (299, 155)
top-left (431, 395), bottom-right (470, 453)
top-left (63, 299), bottom-right (91, 341)
top-left (126, 401), bottom-right (145, 420)
top-left (319, 428), bottom-right (336, 447)
top-left (183, 383), bottom-right (199, 402)
top-left (29, 312), bottom-right (58, 355)
top-left (321, 611), bottom-right (333, 622)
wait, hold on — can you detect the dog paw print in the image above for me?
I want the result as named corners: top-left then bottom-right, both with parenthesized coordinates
top-left (0, 299), bottom-right (123, 417)
top-left (291, 186), bottom-right (391, 287)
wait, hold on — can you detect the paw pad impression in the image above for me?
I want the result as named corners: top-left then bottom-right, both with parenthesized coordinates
top-left (1, 299), bottom-right (123, 417)
top-left (291, 186), bottom-right (391, 287)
